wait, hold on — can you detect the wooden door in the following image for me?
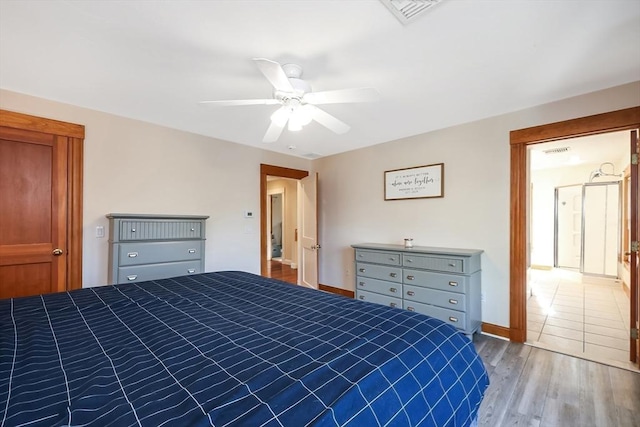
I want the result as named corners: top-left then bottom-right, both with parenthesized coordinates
top-left (299, 173), bottom-right (318, 289)
top-left (630, 129), bottom-right (639, 364)
top-left (0, 110), bottom-right (84, 299)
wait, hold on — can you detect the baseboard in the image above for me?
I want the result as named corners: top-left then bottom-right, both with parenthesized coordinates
top-left (318, 283), bottom-right (354, 298)
top-left (481, 322), bottom-right (510, 339)
top-left (530, 264), bottom-right (553, 271)
top-left (622, 281), bottom-right (630, 298)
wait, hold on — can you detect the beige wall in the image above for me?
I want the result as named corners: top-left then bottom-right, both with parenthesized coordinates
top-left (315, 81), bottom-right (640, 328)
top-left (2, 82), bottom-right (639, 328)
top-left (267, 179), bottom-right (298, 266)
top-left (0, 89), bottom-right (311, 287)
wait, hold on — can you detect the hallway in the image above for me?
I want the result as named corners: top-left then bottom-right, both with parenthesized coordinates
top-left (265, 260), bottom-right (298, 285)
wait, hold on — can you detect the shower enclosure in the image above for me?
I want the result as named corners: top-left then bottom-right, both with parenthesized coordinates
top-left (555, 181), bottom-right (621, 277)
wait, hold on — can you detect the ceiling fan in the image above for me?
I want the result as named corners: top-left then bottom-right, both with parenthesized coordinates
top-left (199, 58), bottom-right (379, 143)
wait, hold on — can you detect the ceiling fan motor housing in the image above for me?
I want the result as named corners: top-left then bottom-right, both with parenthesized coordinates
top-left (274, 75), bottom-right (311, 101)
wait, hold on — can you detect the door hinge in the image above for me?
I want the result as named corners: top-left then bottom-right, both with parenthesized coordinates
top-left (632, 153), bottom-right (638, 165)
top-left (632, 328), bottom-right (639, 340)
top-left (632, 241), bottom-right (639, 252)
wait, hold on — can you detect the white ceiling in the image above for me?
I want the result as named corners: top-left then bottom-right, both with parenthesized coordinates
top-left (529, 131), bottom-right (630, 172)
top-left (1, 1), bottom-right (639, 159)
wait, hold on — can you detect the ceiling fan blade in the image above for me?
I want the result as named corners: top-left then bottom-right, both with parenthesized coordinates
top-left (253, 58), bottom-right (295, 93)
top-left (199, 99), bottom-right (280, 107)
top-left (310, 106), bottom-right (350, 134)
top-left (303, 87), bottom-right (379, 105)
top-left (263, 115), bottom-right (288, 143)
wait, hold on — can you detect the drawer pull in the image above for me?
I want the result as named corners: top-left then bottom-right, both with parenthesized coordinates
top-left (448, 263), bottom-right (456, 267)
top-left (358, 254), bottom-right (363, 258)
top-left (406, 258), bottom-right (413, 263)
top-left (188, 249), bottom-right (196, 254)
top-left (449, 299), bottom-right (458, 305)
top-left (191, 228), bottom-right (195, 232)
top-left (390, 272), bottom-right (397, 278)
top-left (389, 257), bottom-right (396, 261)
top-left (359, 295), bottom-right (365, 300)
top-left (131, 228), bottom-right (136, 233)
top-left (390, 302), bottom-right (397, 308)
top-left (449, 316), bottom-right (459, 323)
top-left (407, 306), bottom-right (415, 312)
top-left (359, 268), bottom-right (366, 273)
top-left (407, 275), bottom-right (415, 281)
top-left (390, 287), bottom-right (397, 293)
top-left (127, 252), bottom-right (138, 258)
top-left (449, 281), bottom-right (458, 287)
top-left (407, 290), bottom-right (415, 296)
top-left (358, 282), bottom-right (365, 287)
top-left (127, 275), bottom-right (137, 281)
top-left (187, 269), bottom-right (196, 274)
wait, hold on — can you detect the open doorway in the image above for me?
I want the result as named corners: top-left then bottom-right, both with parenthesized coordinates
top-left (509, 107), bottom-right (640, 369)
top-left (526, 132), bottom-right (632, 369)
top-left (259, 164), bottom-right (312, 286)
top-left (266, 178), bottom-right (296, 284)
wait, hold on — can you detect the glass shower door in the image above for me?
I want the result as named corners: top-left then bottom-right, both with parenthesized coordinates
top-left (581, 182), bottom-right (621, 276)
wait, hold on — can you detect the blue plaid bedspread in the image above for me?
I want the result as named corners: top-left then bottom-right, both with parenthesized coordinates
top-left (0, 271), bottom-right (488, 426)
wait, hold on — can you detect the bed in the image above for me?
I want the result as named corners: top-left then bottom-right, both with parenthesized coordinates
top-left (0, 271), bottom-right (489, 426)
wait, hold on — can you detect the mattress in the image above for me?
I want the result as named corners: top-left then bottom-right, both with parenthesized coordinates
top-left (0, 271), bottom-right (489, 426)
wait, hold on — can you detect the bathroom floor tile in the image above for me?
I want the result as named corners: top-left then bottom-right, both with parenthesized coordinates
top-left (584, 332), bottom-right (628, 351)
top-left (526, 269), bottom-right (632, 369)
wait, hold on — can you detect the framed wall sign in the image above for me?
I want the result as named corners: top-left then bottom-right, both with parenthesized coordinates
top-left (384, 163), bottom-right (444, 200)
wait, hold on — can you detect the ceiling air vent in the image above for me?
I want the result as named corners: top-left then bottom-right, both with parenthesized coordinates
top-left (301, 152), bottom-right (322, 159)
top-left (380, 0), bottom-right (443, 25)
top-left (542, 147), bottom-right (570, 154)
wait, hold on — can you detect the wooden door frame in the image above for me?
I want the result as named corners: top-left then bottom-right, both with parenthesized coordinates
top-left (0, 109), bottom-right (84, 290)
top-left (260, 164), bottom-right (308, 276)
top-left (510, 106), bottom-right (640, 344)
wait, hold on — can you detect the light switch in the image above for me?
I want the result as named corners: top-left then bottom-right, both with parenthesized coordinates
top-left (96, 226), bottom-right (105, 238)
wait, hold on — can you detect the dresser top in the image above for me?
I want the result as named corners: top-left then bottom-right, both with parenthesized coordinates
top-left (106, 213), bottom-right (209, 220)
top-left (351, 243), bottom-right (483, 257)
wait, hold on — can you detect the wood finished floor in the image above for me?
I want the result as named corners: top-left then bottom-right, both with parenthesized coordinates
top-left (474, 333), bottom-right (640, 427)
top-left (265, 260), bottom-right (298, 285)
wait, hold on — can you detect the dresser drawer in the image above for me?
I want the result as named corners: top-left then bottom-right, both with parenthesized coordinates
top-left (403, 254), bottom-right (464, 273)
top-left (118, 220), bottom-right (204, 241)
top-left (403, 300), bottom-right (467, 329)
top-left (356, 276), bottom-right (402, 298)
top-left (117, 261), bottom-right (201, 284)
top-left (356, 290), bottom-right (402, 309)
top-left (355, 249), bottom-right (401, 266)
top-left (118, 241), bottom-right (202, 266)
top-left (404, 284), bottom-right (466, 312)
top-left (356, 263), bottom-right (402, 283)
top-left (403, 269), bottom-right (468, 294)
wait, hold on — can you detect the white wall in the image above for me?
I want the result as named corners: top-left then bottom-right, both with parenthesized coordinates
top-left (315, 81), bottom-right (640, 328)
top-left (0, 89), bottom-right (311, 287)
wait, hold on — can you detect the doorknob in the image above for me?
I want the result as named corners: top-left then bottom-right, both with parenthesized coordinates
top-left (52, 248), bottom-right (63, 256)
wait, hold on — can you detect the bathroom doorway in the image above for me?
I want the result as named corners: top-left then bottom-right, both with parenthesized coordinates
top-left (525, 129), bottom-right (636, 369)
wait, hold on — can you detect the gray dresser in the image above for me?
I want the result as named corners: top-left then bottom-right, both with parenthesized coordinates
top-left (352, 243), bottom-right (483, 337)
top-left (107, 214), bottom-right (209, 285)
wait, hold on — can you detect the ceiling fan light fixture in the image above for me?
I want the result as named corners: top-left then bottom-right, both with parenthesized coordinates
top-left (288, 120), bottom-right (303, 132)
top-left (270, 107), bottom-right (289, 126)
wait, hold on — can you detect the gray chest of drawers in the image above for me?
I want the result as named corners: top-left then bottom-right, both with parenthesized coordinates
top-left (352, 243), bottom-right (483, 337)
top-left (107, 214), bottom-right (209, 285)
